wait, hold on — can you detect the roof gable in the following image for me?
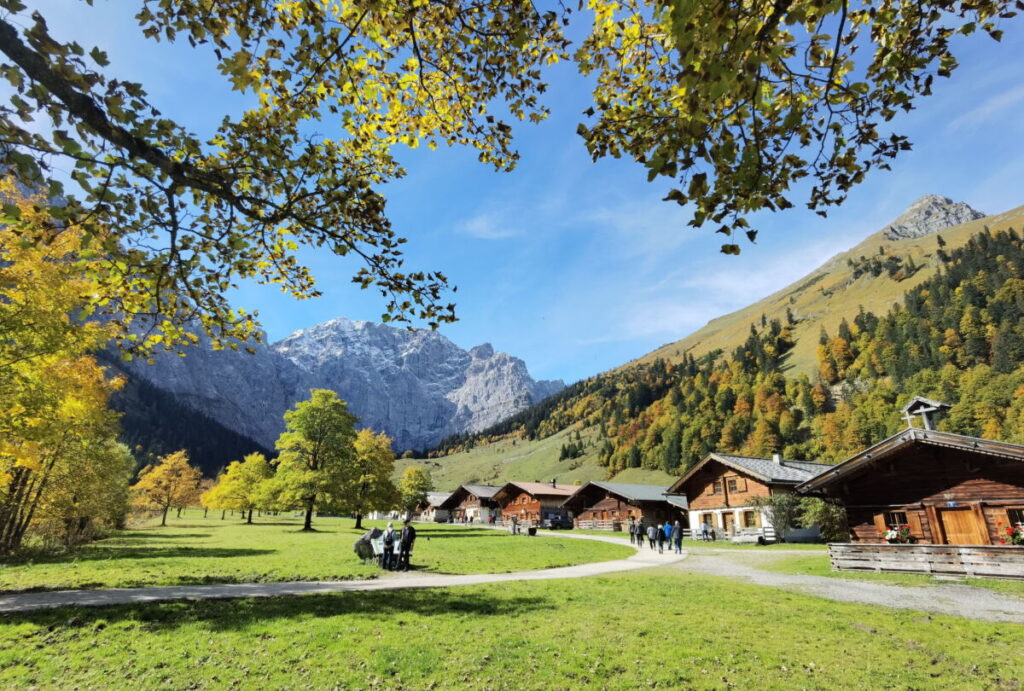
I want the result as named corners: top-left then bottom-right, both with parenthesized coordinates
top-left (668, 453), bottom-right (831, 494)
top-left (438, 484), bottom-right (502, 509)
top-left (562, 481), bottom-right (672, 510)
top-left (798, 428), bottom-right (1024, 493)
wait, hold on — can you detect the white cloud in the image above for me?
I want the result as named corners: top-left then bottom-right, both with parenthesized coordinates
top-left (454, 210), bottom-right (521, 239)
top-left (946, 84), bottom-right (1024, 133)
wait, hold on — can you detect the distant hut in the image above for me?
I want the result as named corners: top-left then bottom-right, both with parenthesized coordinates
top-left (493, 481), bottom-right (576, 527)
top-left (561, 481), bottom-right (685, 530)
top-left (438, 484), bottom-right (502, 523)
top-left (416, 492), bottom-right (452, 523)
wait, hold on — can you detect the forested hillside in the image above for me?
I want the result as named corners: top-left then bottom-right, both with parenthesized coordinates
top-left (433, 226), bottom-right (1024, 475)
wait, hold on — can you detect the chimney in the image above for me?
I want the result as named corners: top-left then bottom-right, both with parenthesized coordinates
top-left (772, 453), bottom-right (782, 465)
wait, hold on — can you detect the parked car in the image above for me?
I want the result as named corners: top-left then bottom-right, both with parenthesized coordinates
top-left (540, 517), bottom-right (574, 530)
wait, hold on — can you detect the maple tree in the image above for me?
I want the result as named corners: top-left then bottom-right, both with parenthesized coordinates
top-left (204, 452), bottom-right (273, 523)
top-left (270, 389), bottom-right (358, 531)
top-left (131, 449), bottom-right (203, 526)
top-left (347, 429), bottom-right (398, 530)
top-left (398, 466), bottom-right (434, 519)
top-left (0, 177), bottom-right (130, 553)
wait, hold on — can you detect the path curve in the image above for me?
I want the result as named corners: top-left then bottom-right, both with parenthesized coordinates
top-left (0, 531), bottom-right (682, 614)
top-left (675, 549), bottom-right (1024, 624)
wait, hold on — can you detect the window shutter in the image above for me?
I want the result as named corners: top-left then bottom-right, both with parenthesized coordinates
top-left (873, 513), bottom-right (887, 536)
top-left (906, 511), bottom-right (924, 539)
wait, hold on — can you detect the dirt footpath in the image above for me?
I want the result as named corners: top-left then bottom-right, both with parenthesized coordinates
top-left (674, 548), bottom-right (1024, 624)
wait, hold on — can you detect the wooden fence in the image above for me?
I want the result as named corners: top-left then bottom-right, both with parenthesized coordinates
top-left (829, 543), bottom-right (1024, 580)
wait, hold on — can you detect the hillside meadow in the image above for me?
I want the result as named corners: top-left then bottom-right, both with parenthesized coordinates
top-left (397, 425), bottom-right (678, 491)
top-left (0, 512), bottom-right (631, 592)
top-left (0, 568), bottom-right (1021, 689)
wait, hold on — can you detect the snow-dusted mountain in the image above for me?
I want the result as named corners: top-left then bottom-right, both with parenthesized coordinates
top-left (118, 317), bottom-right (564, 451)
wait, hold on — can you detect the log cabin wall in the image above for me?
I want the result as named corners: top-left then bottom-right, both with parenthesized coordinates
top-left (683, 461), bottom-right (772, 511)
top-left (833, 445), bottom-right (1024, 544)
top-left (576, 495), bottom-right (637, 522)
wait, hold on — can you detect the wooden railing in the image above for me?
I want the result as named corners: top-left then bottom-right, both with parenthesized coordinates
top-left (829, 543), bottom-right (1024, 580)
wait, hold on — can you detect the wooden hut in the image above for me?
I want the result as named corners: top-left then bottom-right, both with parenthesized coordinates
top-left (416, 492), bottom-right (452, 523)
top-left (667, 452), bottom-right (830, 540)
top-left (493, 481), bottom-right (576, 526)
top-left (797, 427), bottom-right (1024, 545)
top-left (561, 481), bottom-right (685, 530)
top-left (437, 484), bottom-right (501, 523)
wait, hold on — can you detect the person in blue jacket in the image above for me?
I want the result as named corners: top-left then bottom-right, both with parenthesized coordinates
top-left (671, 520), bottom-right (683, 554)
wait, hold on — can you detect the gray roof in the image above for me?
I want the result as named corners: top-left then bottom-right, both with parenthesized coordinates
top-left (798, 428), bottom-right (1024, 493)
top-left (461, 484), bottom-right (501, 499)
top-left (901, 395), bottom-right (951, 414)
top-left (562, 481), bottom-right (681, 511)
top-left (590, 481), bottom-right (672, 503)
top-left (424, 492), bottom-right (450, 507)
top-left (665, 494), bottom-right (689, 510)
top-left (712, 454), bottom-right (832, 483)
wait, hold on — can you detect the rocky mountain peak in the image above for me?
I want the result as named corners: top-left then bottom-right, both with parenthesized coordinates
top-left (469, 343), bottom-right (495, 359)
top-left (118, 316), bottom-right (564, 453)
top-left (882, 194), bottom-right (985, 241)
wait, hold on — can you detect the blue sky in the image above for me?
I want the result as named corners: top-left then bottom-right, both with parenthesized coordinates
top-left (31, 2), bottom-right (1024, 384)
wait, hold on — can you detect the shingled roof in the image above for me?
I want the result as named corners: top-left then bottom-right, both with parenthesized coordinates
top-left (437, 484), bottom-right (502, 510)
top-left (797, 427), bottom-right (1024, 494)
top-left (667, 452), bottom-right (831, 494)
top-left (562, 481), bottom-right (673, 511)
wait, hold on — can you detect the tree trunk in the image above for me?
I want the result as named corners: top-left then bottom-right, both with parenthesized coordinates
top-left (203, 508), bottom-right (208, 518)
top-left (302, 499), bottom-right (314, 531)
top-left (354, 512), bottom-right (363, 530)
top-left (161, 506), bottom-right (169, 526)
top-left (247, 508), bottom-right (253, 524)
top-left (176, 507), bottom-right (182, 518)
top-left (220, 510), bottom-right (225, 520)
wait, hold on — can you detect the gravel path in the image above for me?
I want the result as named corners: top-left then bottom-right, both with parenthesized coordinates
top-left (0, 531), bottom-right (681, 614)
top-left (675, 549), bottom-right (1024, 623)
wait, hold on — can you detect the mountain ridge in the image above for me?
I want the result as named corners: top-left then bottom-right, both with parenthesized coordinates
top-left (117, 316), bottom-right (563, 454)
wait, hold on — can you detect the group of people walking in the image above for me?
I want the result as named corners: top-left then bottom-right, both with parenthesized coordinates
top-left (380, 520), bottom-right (417, 571)
top-left (627, 518), bottom-right (682, 554)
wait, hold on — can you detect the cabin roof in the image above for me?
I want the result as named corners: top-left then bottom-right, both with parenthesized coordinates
top-left (493, 481), bottom-right (577, 503)
top-left (437, 484), bottom-right (502, 509)
top-left (423, 492), bottom-right (450, 508)
top-left (667, 453), bottom-right (831, 493)
top-left (561, 481), bottom-right (673, 510)
top-left (665, 494), bottom-right (689, 510)
top-left (797, 428), bottom-right (1024, 494)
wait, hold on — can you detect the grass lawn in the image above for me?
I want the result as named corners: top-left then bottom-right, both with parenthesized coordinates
top-left (765, 553), bottom-right (1024, 599)
top-left (0, 568), bottom-right (1021, 688)
top-left (0, 511), bottom-right (631, 592)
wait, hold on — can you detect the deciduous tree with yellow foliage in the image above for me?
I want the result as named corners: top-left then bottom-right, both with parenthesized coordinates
top-left (131, 450), bottom-right (203, 526)
top-left (0, 178), bottom-right (131, 553)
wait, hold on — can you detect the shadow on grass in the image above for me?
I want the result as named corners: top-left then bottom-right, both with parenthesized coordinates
top-left (106, 533), bottom-right (213, 541)
top-left (12, 589), bottom-right (552, 632)
top-left (7, 547), bottom-right (277, 566)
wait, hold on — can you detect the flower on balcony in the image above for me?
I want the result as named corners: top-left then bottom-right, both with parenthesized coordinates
top-left (996, 521), bottom-right (1023, 546)
top-left (883, 525), bottom-right (912, 544)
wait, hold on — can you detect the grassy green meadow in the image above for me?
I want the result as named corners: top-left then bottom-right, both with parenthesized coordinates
top-left (1, 568), bottom-right (1021, 689)
top-left (0, 511), bottom-right (631, 592)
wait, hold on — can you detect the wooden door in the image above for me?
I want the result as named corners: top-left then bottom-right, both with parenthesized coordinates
top-left (721, 513), bottom-right (735, 535)
top-left (938, 508), bottom-right (986, 545)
